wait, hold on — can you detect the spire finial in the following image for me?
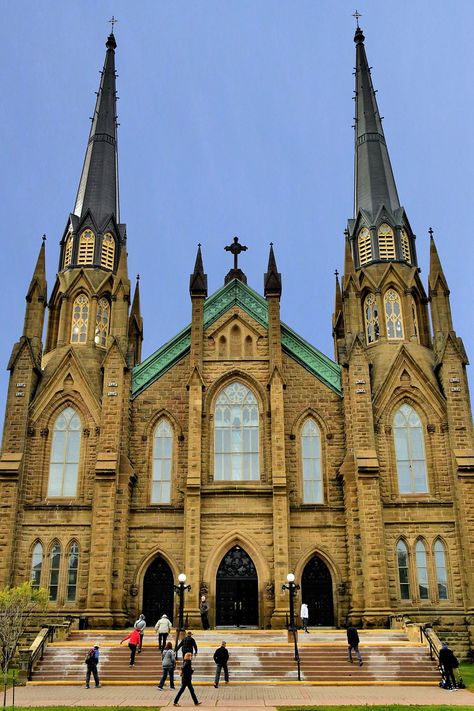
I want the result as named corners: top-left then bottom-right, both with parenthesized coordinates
top-left (136, 274), bottom-right (140, 282)
top-left (42, 234), bottom-right (46, 243)
top-left (334, 269), bottom-right (339, 279)
top-left (109, 15), bottom-right (118, 33)
top-left (428, 226), bottom-right (434, 239)
top-left (353, 9), bottom-right (362, 28)
top-left (224, 236), bottom-right (248, 271)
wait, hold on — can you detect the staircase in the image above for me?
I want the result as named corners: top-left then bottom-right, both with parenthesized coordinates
top-left (29, 628), bottom-right (440, 685)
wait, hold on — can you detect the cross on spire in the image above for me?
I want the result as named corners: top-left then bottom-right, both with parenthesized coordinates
top-left (353, 10), bottom-right (362, 27)
top-left (224, 236), bottom-right (248, 271)
top-left (109, 15), bottom-right (118, 33)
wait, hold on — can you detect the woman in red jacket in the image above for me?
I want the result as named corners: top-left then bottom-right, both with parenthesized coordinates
top-left (120, 628), bottom-right (141, 666)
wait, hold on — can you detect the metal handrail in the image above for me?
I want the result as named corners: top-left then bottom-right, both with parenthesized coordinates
top-left (421, 626), bottom-right (440, 663)
top-left (27, 626), bottom-right (55, 681)
top-left (291, 627), bottom-right (301, 681)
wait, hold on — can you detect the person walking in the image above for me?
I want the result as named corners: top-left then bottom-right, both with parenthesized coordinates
top-left (176, 630), bottom-right (198, 658)
top-left (84, 645), bottom-right (100, 688)
top-left (213, 640), bottom-right (229, 687)
top-left (173, 652), bottom-right (201, 706)
top-left (120, 628), bottom-right (141, 666)
top-left (157, 641), bottom-right (176, 690)
top-left (155, 613), bottom-right (172, 651)
top-left (300, 602), bottom-right (309, 633)
top-left (134, 613), bottom-right (146, 653)
top-left (439, 642), bottom-right (459, 690)
top-left (199, 595), bottom-right (210, 629)
top-left (347, 625), bottom-right (363, 666)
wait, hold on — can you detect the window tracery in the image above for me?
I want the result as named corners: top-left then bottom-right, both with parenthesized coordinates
top-left (214, 382), bottom-right (259, 481)
top-left (364, 293), bottom-right (380, 344)
top-left (47, 407), bottom-right (81, 497)
top-left (94, 297), bottom-right (110, 347)
top-left (384, 289), bottom-right (404, 339)
top-left (301, 418), bottom-right (323, 503)
top-left (393, 404), bottom-right (428, 494)
top-left (152, 419), bottom-right (172, 503)
top-left (71, 294), bottom-right (89, 343)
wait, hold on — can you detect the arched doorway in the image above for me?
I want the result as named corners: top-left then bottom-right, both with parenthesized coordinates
top-left (301, 555), bottom-right (334, 626)
top-left (142, 556), bottom-right (174, 625)
top-left (216, 546), bottom-right (258, 627)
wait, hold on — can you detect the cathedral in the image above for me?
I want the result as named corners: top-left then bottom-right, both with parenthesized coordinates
top-left (1, 24), bottom-right (473, 645)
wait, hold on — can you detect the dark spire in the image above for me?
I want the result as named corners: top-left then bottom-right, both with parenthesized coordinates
top-left (264, 243), bottom-right (282, 298)
top-left (73, 33), bottom-right (119, 225)
top-left (353, 26), bottom-right (400, 217)
top-left (189, 244), bottom-right (208, 297)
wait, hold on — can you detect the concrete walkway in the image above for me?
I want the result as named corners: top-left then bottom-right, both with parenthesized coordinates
top-left (6, 683), bottom-right (474, 707)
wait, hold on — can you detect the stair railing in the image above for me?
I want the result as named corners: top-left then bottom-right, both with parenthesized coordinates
top-left (26, 626), bottom-right (55, 681)
top-left (291, 627), bottom-right (301, 681)
top-left (421, 625), bottom-right (440, 663)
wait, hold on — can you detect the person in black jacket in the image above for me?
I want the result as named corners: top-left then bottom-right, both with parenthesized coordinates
top-left (439, 642), bottom-right (458, 690)
top-left (213, 641), bottom-right (229, 687)
top-left (176, 630), bottom-right (198, 658)
top-left (347, 625), bottom-right (363, 666)
top-left (173, 652), bottom-right (201, 706)
top-left (84, 645), bottom-right (101, 688)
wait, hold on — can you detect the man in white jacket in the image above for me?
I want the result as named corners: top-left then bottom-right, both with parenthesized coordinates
top-left (300, 603), bottom-right (309, 633)
top-left (155, 613), bottom-right (172, 651)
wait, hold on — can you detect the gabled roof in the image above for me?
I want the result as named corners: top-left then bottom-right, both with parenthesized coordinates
top-left (132, 279), bottom-right (342, 397)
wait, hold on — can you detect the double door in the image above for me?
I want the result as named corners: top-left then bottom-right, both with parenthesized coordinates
top-left (216, 578), bottom-right (258, 627)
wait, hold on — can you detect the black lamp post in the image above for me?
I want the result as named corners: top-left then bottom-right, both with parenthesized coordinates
top-left (174, 573), bottom-right (191, 632)
top-left (282, 573), bottom-right (300, 631)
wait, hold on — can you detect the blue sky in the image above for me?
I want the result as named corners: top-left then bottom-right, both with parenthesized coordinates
top-left (0, 1), bottom-right (473, 430)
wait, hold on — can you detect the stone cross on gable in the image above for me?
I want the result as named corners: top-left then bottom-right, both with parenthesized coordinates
top-left (224, 236), bottom-right (248, 270)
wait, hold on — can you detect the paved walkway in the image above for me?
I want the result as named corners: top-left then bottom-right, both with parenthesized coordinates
top-left (6, 683), bottom-right (474, 707)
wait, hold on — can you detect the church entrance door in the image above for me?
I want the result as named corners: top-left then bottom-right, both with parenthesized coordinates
top-left (301, 556), bottom-right (334, 626)
top-left (216, 546), bottom-right (258, 627)
top-left (142, 556), bottom-right (174, 625)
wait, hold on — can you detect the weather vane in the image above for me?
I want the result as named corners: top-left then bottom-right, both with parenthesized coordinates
top-left (109, 15), bottom-right (118, 33)
top-left (353, 10), bottom-right (362, 28)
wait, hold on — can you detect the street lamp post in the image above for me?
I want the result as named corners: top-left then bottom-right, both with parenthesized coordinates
top-left (282, 572), bottom-right (301, 680)
top-left (173, 573), bottom-right (191, 634)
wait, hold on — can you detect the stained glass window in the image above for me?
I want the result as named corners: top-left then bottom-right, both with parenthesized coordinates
top-left (364, 293), bottom-right (380, 344)
top-left (152, 419), bottom-right (172, 503)
top-left (94, 298), bottom-right (110, 347)
top-left (397, 540), bottom-right (410, 600)
top-left (394, 404), bottom-right (428, 493)
top-left (71, 294), bottom-right (89, 343)
top-left (434, 540), bottom-right (448, 600)
top-left (48, 407), bottom-right (81, 497)
top-left (384, 289), bottom-right (404, 339)
top-left (31, 542), bottom-right (43, 590)
top-left (416, 540), bottom-right (429, 599)
top-left (301, 419), bottom-right (323, 503)
top-left (214, 382), bottom-right (259, 481)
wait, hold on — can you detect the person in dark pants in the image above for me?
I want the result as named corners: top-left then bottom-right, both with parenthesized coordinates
top-left (213, 640), bottom-right (229, 687)
top-left (176, 630), bottom-right (198, 658)
top-left (120, 628), bottom-right (141, 666)
top-left (155, 614), bottom-right (172, 651)
top-left (157, 641), bottom-right (176, 690)
top-left (134, 613), bottom-right (146, 653)
top-left (173, 652), bottom-right (201, 706)
top-left (346, 625), bottom-right (363, 666)
top-left (439, 642), bottom-right (459, 690)
top-left (85, 645), bottom-right (100, 688)
top-left (199, 596), bottom-right (210, 629)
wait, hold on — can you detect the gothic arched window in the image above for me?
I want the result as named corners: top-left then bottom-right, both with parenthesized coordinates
top-left (31, 542), bottom-right (43, 590)
top-left (48, 407), bottom-right (82, 497)
top-left (411, 296), bottom-right (419, 340)
top-left (94, 297), bottom-right (110, 347)
top-left (434, 539), bottom-right (448, 600)
top-left (214, 382), bottom-right (259, 481)
top-left (66, 542), bottom-right (79, 602)
top-left (77, 229), bottom-right (95, 265)
top-left (64, 233), bottom-right (73, 269)
top-left (394, 404), bottom-right (428, 494)
top-left (358, 227), bottom-right (372, 266)
top-left (152, 419), bottom-right (172, 503)
top-left (49, 542), bottom-right (61, 601)
top-left (378, 224), bottom-right (395, 260)
top-left (101, 233), bottom-right (115, 270)
top-left (400, 229), bottom-right (411, 263)
top-left (301, 418), bottom-right (323, 503)
top-left (384, 289), bottom-right (404, 339)
top-left (397, 540), bottom-right (410, 600)
top-left (364, 293), bottom-right (380, 344)
top-left (71, 294), bottom-right (89, 343)
top-left (416, 540), bottom-right (429, 599)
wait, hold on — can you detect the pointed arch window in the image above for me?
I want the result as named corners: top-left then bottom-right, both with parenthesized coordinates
top-left (397, 540), bottom-right (410, 600)
top-left (214, 382), bottom-right (259, 481)
top-left (301, 418), bottom-right (323, 503)
top-left (434, 540), bottom-right (448, 600)
top-left (394, 404), bottom-right (428, 494)
top-left (378, 224), bottom-right (396, 260)
top-left (49, 542), bottom-right (61, 601)
top-left (31, 542), bottom-right (43, 590)
top-left (77, 229), bottom-right (95, 265)
top-left (101, 233), bottom-right (115, 270)
top-left (416, 540), bottom-right (429, 599)
top-left (358, 227), bottom-right (372, 266)
top-left (364, 293), bottom-right (380, 344)
top-left (152, 419), bottom-right (172, 503)
top-left (71, 294), bottom-right (89, 343)
top-left (66, 542), bottom-right (79, 602)
top-left (94, 298), bottom-right (110, 347)
top-left (48, 407), bottom-right (81, 497)
top-left (64, 233), bottom-right (73, 269)
top-left (384, 289), bottom-right (404, 339)
top-left (400, 229), bottom-right (411, 263)
top-left (410, 296), bottom-right (419, 340)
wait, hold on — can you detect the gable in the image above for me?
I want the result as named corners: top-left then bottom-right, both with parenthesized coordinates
top-left (132, 279), bottom-right (342, 397)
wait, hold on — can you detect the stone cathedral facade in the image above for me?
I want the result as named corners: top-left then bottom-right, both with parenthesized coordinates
top-left (1, 27), bottom-right (473, 644)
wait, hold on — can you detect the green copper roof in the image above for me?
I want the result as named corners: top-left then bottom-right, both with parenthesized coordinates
top-left (132, 279), bottom-right (342, 397)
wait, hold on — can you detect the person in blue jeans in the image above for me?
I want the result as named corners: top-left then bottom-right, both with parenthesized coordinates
top-left (173, 652), bottom-right (201, 706)
top-left (213, 641), bottom-right (229, 687)
top-left (157, 641), bottom-right (176, 690)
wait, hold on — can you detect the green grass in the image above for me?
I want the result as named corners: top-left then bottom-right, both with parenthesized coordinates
top-left (459, 661), bottom-right (474, 689)
top-left (278, 707), bottom-right (474, 711)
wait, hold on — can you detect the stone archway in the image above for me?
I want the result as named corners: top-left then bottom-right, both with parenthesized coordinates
top-left (301, 555), bottom-right (334, 626)
top-left (142, 555), bottom-right (174, 625)
top-left (216, 545), bottom-right (258, 627)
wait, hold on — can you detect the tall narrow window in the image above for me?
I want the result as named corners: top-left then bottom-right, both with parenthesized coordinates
top-left (48, 407), bottom-right (81, 497)
top-left (49, 542), bottom-right (61, 601)
top-left (378, 224), bottom-right (396, 260)
top-left (358, 227), bottom-right (372, 266)
top-left (101, 233), bottom-right (115, 270)
top-left (416, 540), bottom-right (429, 599)
top-left (214, 382), bottom-right (259, 481)
top-left (364, 293), bottom-right (380, 344)
top-left (394, 404), bottom-right (428, 494)
top-left (410, 297), bottom-right (419, 340)
top-left (397, 540), bottom-right (410, 600)
top-left (434, 540), bottom-right (448, 600)
top-left (152, 419), bottom-right (172, 503)
top-left (400, 229), bottom-right (411, 263)
top-left (94, 298), bottom-right (110, 347)
top-left (66, 542), bottom-right (79, 602)
top-left (301, 418), bottom-right (323, 503)
top-left (31, 542), bottom-right (43, 590)
top-left (71, 294), bottom-right (89, 343)
top-left (64, 234), bottom-right (73, 268)
top-left (384, 289), bottom-right (404, 339)
top-left (77, 229), bottom-right (95, 265)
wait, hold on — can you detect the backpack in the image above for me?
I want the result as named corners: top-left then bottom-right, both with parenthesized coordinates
top-left (84, 648), bottom-right (95, 664)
